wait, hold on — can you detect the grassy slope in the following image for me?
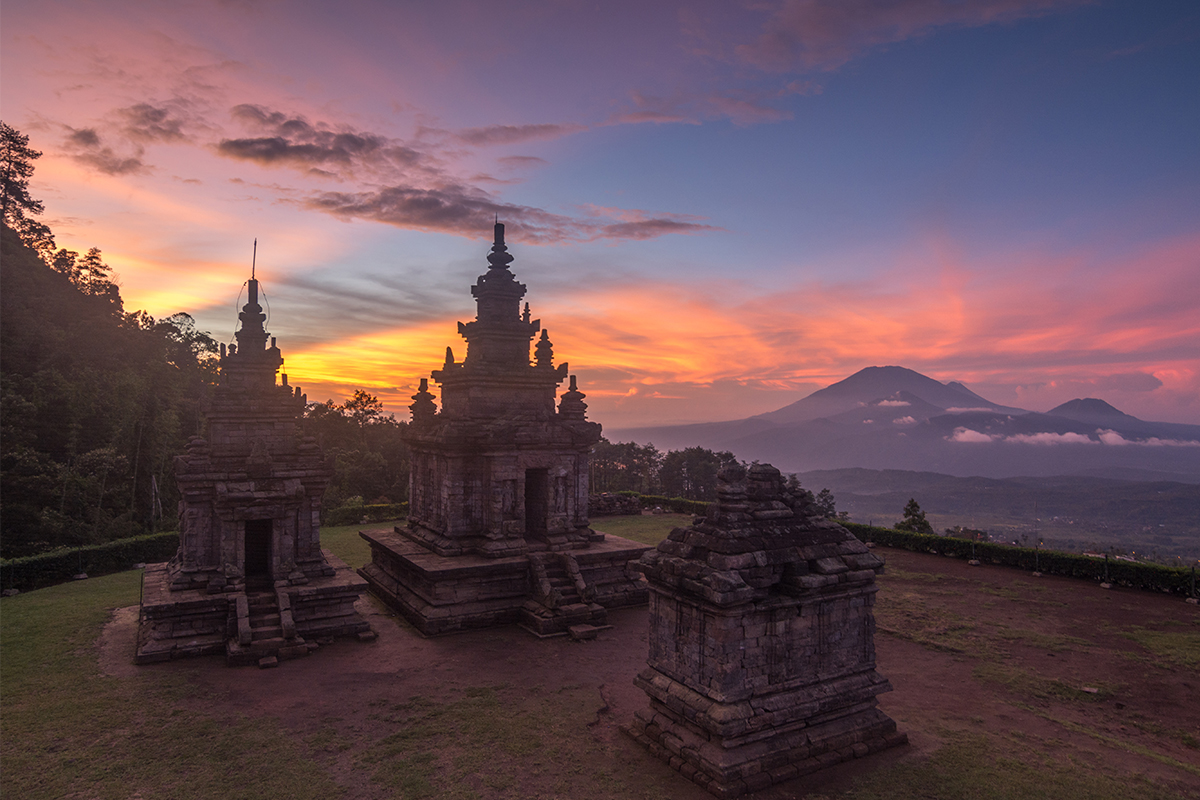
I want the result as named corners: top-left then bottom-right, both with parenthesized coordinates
top-left (2, 516), bottom-right (1195, 799)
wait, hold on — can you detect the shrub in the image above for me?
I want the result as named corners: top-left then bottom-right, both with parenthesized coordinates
top-left (0, 531), bottom-right (180, 593)
top-left (845, 522), bottom-right (1196, 596)
top-left (323, 501), bottom-right (408, 527)
top-left (637, 494), bottom-right (710, 515)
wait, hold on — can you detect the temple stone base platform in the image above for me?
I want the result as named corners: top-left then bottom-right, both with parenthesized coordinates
top-left (136, 549), bottom-right (372, 666)
top-left (358, 527), bottom-right (649, 636)
top-left (627, 463), bottom-right (906, 798)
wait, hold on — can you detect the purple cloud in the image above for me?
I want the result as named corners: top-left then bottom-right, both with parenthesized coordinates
top-left (456, 123), bottom-right (586, 146)
top-left (736, 0), bottom-right (1083, 72)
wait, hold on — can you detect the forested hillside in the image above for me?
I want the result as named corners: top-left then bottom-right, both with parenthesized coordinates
top-left (1, 224), bottom-right (220, 557)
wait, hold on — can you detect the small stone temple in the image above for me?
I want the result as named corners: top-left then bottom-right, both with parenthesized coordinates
top-left (628, 463), bottom-right (906, 798)
top-left (358, 222), bottom-right (649, 636)
top-left (136, 273), bottom-right (371, 667)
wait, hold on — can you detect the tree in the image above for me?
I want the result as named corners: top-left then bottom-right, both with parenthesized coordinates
top-left (590, 438), bottom-right (662, 494)
top-left (301, 391), bottom-right (410, 508)
top-left (895, 497), bottom-right (934, 533)
top-left (51, 247), bottom-right (122, 309)
top-left (658, 446), bottom-right (740, 501)
top-left (1, 122), bottom-right (55, 259)
top-left (815, 488), bottom-right (837, 518)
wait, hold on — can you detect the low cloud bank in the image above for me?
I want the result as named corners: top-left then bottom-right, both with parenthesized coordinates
top-left (948, 427), bottom-right (1200, 447)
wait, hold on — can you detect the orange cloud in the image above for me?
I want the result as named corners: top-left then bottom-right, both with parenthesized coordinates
top-left (276, 232), bottom-right (1200, 427)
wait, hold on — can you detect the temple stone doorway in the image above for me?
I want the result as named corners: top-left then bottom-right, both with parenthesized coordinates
top-left (525, 469), bottom-right (549, 537)
top-left (244, 519), bottom-right (272, 587)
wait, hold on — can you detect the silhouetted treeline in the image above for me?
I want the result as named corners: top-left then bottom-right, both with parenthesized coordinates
top-left (590, 437), bottom-right (835, 509)
top-left (1, 224), bottom-right (219, 558)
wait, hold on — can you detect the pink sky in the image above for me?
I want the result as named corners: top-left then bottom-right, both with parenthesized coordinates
top-left (3, 0), bottom-right (1197, 425)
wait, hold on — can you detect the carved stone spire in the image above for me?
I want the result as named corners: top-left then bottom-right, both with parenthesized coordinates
top-left (410, 377), bottom-right (438, 425)
top-left (535, 330), bottom-right (554, 367)
top-left (486, 220), bottom-right (515, 270)
top-left (221, 272), bottom-right (284, 393)
top-left (235, 276), bottom-right (270, 355)
top-left (471, 221), bottom-right (526, 328)
top-left (558, 375), bottom-right (589, 420)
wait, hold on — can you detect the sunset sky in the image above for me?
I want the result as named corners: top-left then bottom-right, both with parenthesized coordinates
top-left (3, 0), bottom-right (1198, 427)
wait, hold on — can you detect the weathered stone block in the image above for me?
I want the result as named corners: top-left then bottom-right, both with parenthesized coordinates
top-left (629, 463), bottom-right (906, 798)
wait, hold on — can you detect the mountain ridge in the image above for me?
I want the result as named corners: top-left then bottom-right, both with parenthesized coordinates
top-left (608, 366), bottom-right (1200, 482)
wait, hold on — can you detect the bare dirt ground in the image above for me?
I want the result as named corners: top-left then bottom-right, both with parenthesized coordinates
top-left (100, 546), bottom-right (1200, 799)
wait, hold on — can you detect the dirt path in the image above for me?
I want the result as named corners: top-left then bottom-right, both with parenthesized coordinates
top-left (100, 547), bottom-right (1200, 799)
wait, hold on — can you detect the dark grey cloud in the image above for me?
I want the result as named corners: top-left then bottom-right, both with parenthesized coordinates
top-left (66, 128), bottom-right (101, 147)
top-left (306, 184), bottom-right (721, 244)
top-left (456, 123), bottom-right (586, 146)
top-left (63, 127), bottom-right (148, 175)
top-left (217, 104), bottom-right (423, 177)
top-left (119, 103), bottom-right (189, 142)
top-left (599, 218), bottom-right (722, 240)
top-left (304, 184), bottom-right (573, 242)
top-left (213, 103), bottom-right (720, 243)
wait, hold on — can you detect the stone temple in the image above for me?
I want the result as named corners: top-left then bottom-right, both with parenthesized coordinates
top-left (628, 463), bottom-right (906, 798)
top-left (358, 222), bottom-right (649, 636)
top-left (136, 273), bottom-right (371, 666)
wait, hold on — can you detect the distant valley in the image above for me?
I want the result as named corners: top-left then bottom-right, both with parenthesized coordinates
top-left (608, 366), bottom-right (1200, 563)
top-left (794, 468), bottom-right (1200, 564)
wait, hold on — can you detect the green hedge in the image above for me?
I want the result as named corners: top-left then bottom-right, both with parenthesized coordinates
top-left (323, 501), bottom-right (409, 527)
top-left (636, 494), bottom-right (711, 516)
top-left (0, 531), bottom-right (180, 593)
top-left (844, 523), bottom-right (1197, 597)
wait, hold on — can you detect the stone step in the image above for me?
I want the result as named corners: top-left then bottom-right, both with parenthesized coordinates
top-left (225, 635), bottom-right (310, 667)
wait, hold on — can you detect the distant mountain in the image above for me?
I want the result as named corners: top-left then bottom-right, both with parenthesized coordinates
top-left (1048, 398), bottom-right (1132, 424)
top-left (753, 366), bottom-right (1023, 425)
top-left (1046, 398), bottom-right (1200, 442)
top-left (608, 367), bottom-right (1200, 482)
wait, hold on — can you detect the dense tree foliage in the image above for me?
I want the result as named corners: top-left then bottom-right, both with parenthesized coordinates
top-left (590, 439), bottom-right (662, 494)
top-left (1, 122), bottom-right (223, 558)
top-left (301, 391), bottom-right (410, 508)
top-left (658, 446), bottom-right (741, 501)
top-left (589, 438), bottom-right (832, 505)
top-left (1, 225), bottom-right (219, 558)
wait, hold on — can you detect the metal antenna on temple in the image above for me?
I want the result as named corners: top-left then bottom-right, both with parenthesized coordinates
top-left (252, 238), bottom-right (257, 280)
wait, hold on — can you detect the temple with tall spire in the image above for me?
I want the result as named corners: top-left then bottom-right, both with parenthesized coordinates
top-left (136, 269), bottom-right (372, 666)
top-left (358, 222), bottom-right (650, 636)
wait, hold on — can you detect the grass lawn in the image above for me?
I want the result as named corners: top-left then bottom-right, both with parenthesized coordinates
top-left (0, 572), bottom-right (343, 800)
top-left (589, 513), bottom-right (691, 546)
top-left (2, 519), bottom-right (1196, 799)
